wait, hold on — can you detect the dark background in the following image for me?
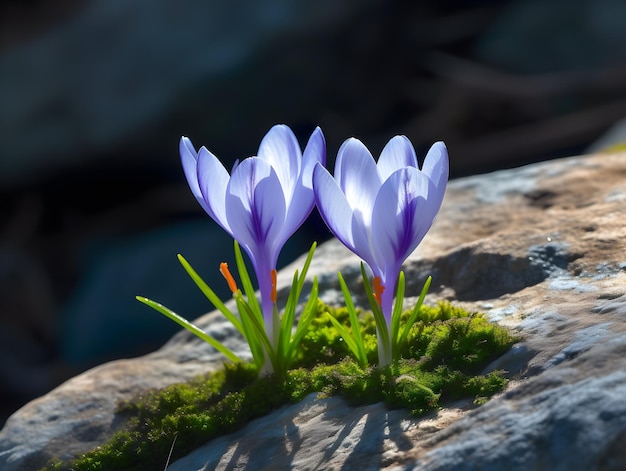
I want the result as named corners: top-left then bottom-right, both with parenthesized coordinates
top-left (2, 0), bottom-right (626, 426)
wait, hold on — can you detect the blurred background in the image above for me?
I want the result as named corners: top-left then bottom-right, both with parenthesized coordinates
top-left (2, 0), bottom-right (626, 426)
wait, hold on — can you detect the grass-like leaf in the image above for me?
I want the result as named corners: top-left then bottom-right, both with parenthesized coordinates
top-left (177, 254), bottom-right (243, 334)
top-left (360, 263), bottom-right (391, 364)
top-left (233, 241), bottom-right (262, 320)
top-left (397, 275), bottom-right (431, 351)
top-left (390, 271), bottom-right (406, 360)
top-left (135, 296), bottom-right (241, 364)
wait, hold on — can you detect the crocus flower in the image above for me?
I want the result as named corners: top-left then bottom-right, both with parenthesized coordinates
top-left (313, 136), bottom-right (448, 365)
top-left (180, 125), bottom-right (326, 344)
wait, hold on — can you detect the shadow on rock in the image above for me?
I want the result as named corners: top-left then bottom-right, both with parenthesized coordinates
top-left (406, 242), bottom-right (582, 301)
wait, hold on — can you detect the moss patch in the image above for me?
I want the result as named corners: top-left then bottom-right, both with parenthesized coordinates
top-left (43, 301), bottom-right (517, 471)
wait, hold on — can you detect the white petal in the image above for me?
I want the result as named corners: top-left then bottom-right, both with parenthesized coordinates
top-left (257, 124), bottom-right (301, 199)
top-left (196, 147), bottom-right (231, 232)
top-left (377, 135), bottom-right (418, 181)
top-left (334, 138), bottom-right (381, 224)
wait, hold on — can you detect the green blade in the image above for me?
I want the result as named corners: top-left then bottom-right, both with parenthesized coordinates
top-left (177, 254), bottom-right (243, 334)
top-left (136, 296), bottom-right (241, 364)
top-left (360, 263), bottom-right (390, 354)
top-left (390, 272), bottom-right (405, 360)
top-left (325, 313), bottom-right (361, 361)
top-left (233, 241), bottom-right (262, 323)
top-left (234, 294), bottom-right (273, 362)
top-left (398, 275), bottom-right (431, 350)
top-left (278, 270), bottom-right (301, 358)
top-left (338, 271), bottom-right (368, 367)
top-left (288, 276), bottom-right (319, 363)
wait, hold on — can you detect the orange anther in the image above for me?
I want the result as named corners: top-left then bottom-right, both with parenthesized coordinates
top-left (220, 262), bottom-right (238, 294)
top-left (271, 269), bottom-right (277, 303)
top-left (373, 276), bottom-right (385, 306)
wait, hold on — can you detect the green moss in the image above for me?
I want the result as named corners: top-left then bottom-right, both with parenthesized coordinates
top-left (42, 301), bottom-right (518, 471)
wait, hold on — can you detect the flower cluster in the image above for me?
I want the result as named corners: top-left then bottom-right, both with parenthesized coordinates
top-left (138, 124), bottom-right (448, 376)
top-left (313, 137), bottom-right (448, 365)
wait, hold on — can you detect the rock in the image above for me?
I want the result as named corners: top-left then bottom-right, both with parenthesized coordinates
top-left (2, 149), bottom-right (626, 470)
top-left (166, 393), bottom-right (465, 471)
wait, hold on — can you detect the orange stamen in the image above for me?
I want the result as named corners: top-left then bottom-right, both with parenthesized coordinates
top-left (373, 276), bottom-right (385, 307)
top-left (219, 262), bottom-right (238, 294)
top-left (271, 269), bottom-right (277, 303)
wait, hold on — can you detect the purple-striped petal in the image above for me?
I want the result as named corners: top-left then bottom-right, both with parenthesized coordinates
top-left (370, 167), bottom-right (430, 273)
top-left (225, 157), bottom-right (286, 265)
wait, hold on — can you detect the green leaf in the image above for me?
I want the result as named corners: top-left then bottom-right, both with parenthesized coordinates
top-left (325, 313), bottom-right (361, 361)
top-left (391, 272), bottom-right (405, 360)
top-left (135, 296), bottom-right (241, 364)
top-left (234, 294), bottom-right (273, 360)
top-left (177, 254), bottom-right (243, 334)
top-left (275, 242), bottom-right (318, 372)
top-left (397, 276), bottom-right (431, 351)
top-left (295, 242), bottom-right (317, 295)
top-left (360, 263), bottom-right (390, 362)
top-left (235, 294), bottom-right (266, 371)
top-left (233, 241), bottom-right (262, 323)
top-left (278, 270), bottom-right (301, 359)
top-left (288, 276), bottom-right (319, 363)
top-left (338, 271), bottom-right (368, 367)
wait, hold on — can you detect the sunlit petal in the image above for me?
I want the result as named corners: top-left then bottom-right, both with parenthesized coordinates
top-left (377, 135), bottom-right (418, 181)
top-left (422, 141), bottom-right (449, 192)
top-left (257, 124), bottom-right (301, 199)
top-left (334, 138), bottom-right (381, 222)
top-left (196, 146), bottom-right (231, 232)
top-left (370, 167), bottom-right (430, 273)
top-left (301, 127), bottom-right (326, 189)
top-left (313, 163), bottom-right (357, 253)
top-left (180, 137), bottom-right (210, 214)
top-left (281, 127), bottom-right (326, 242)
top-left (225, 157), bottom-right (286, 264)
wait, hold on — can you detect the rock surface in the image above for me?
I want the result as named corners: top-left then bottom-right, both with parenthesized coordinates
top-left (2, 150), bottom-right (626, 470)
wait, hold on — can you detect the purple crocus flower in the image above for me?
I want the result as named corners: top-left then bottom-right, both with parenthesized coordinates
top-left (313, 136), bottom-right (448, 364)
top-left (180, 125), bottom-right (326, 343)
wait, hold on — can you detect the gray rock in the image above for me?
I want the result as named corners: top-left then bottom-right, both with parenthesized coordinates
top-left (3, 149), bottom-right (626, 470)
top-left (413, 344), bottom-right (626, 471)
top-left (168, 393), bottom-right (419, 471)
